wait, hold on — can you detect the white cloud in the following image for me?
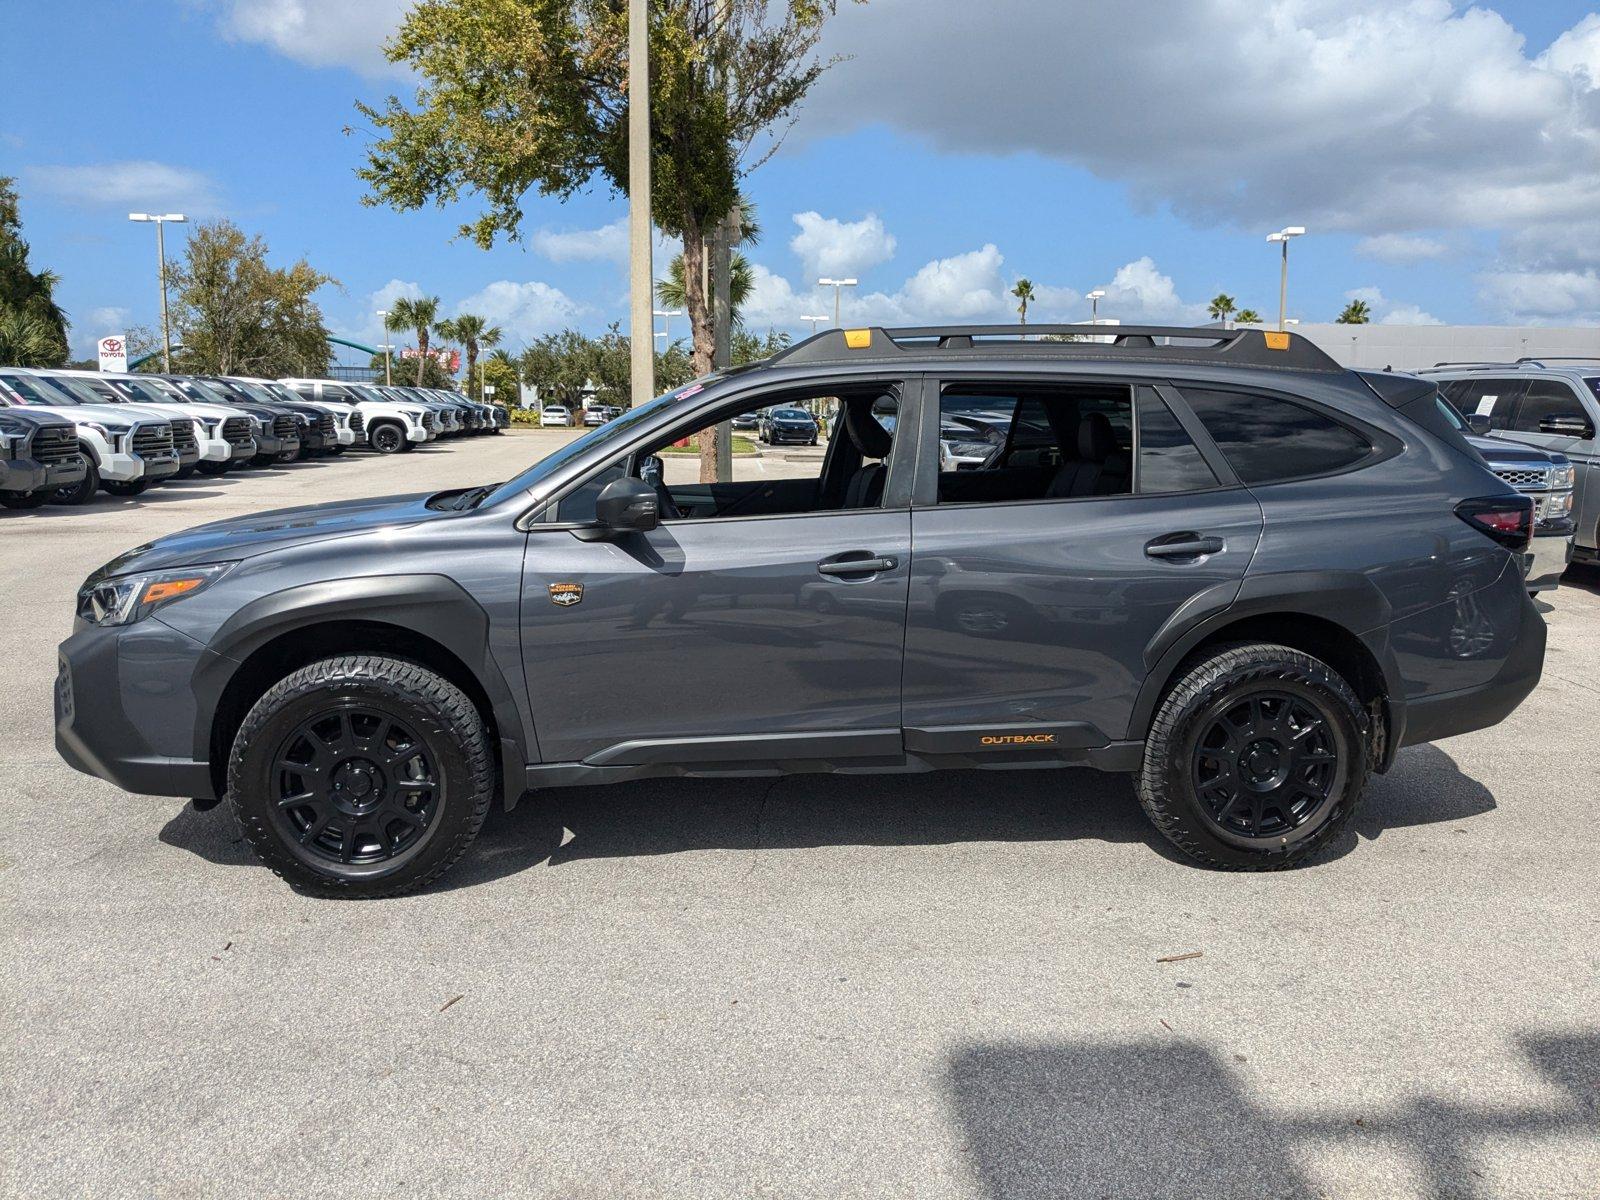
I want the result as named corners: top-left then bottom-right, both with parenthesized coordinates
top-left (209, 0), bottom-right (409, 76)
top-left (71, 307), bottom-right (133, 358)
top-left (1343, 286), bottom-right (1442, 326)
top-left (531, 219), bottom-right (630, 264)
top-left (23, 161), bottom-right (222, 214)
top-left (788, 211), bottom-right (897, 281)
top-left (1538, 13), bottom-right (1600, 89)
top-left (894, 244), bottom-right (1008, 320)
top-left (1476, 269), bottom-right (1600, 322)
top-left (454, 280), bottom-right (588, 344)
top-left (1355, 234), bottom-right (1452, 264)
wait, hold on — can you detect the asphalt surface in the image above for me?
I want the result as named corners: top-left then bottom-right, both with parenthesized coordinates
top-left (3, 430), bottom-right (1597, 1199)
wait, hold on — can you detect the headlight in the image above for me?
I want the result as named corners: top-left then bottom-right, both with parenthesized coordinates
top-left (1548, 489), bottom-right (1575, 517)
top-left (76, 563), bottom-right (234, 627)
top-left (80, 421), bottom-right (112, 442)
top-left (0, 430), bottom-right (25, 458)
top-left (1551, 464), bottom-right (1575, 489)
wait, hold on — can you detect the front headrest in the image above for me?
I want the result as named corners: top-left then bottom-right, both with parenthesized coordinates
top-left (843, 401), bottom-right (894, 459)
top-left (1077, 411), bottom-right (1117, 462)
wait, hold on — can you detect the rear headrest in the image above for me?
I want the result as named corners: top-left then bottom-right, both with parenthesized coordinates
top-left (1077, 411), bottom-right (1117, 462)
top-left (843, 401), bottom-right (894, 459)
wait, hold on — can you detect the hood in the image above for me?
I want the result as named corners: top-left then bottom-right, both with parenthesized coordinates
top-left (135, 400), bottom-right (248, 421)
top-left (1466, 434), bottom-right (1567, 467)
top-left (94, 491), bottom-right (452, 577)
top-left (2, 402), bottom-right (147, 429)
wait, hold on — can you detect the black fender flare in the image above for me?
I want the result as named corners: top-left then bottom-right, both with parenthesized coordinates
top-left (1128, 570), bottom-right (1404, 751)
top-left (191, 573), bottom-right (531, 801)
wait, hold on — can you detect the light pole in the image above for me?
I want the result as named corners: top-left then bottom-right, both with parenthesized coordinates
top-left (653, 308), bottom-right (682, 349)
top-left (627, 0), bottom-right (654, 408)
top-left (377, 309), bottom-right (393, 386)
top-left (1266, 226), bottom-right (1306, 332)
top-left (801, 314), bottom-right (830, 334)
top-left (1086, 288), bottom-right (1106, 322)
top-left (128, 213), bottom-right (186, 372)
top-left (817, 278), bottom-right (858, 326)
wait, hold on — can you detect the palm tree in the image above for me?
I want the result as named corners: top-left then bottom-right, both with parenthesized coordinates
top-left (1207, 293), bottom-right (1237, 327)
top-left (389, 295), bottom-right (441, 384)
top-left (655, 252), bottom-right (754, 327)
top-left (437, 313), bottom-right (503, 398)
top-left (1336, 299), bottom-right (1371, 325)
top-left (1235, 308), bottom-right (1262, 324)
top-left (0, 308), bottom-right (64, 367)
top-left (1011, 278), bottom-right (1036, 326)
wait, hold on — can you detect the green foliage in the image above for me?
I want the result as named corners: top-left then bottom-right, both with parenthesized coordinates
top-left (655, 250), bottom-right (755, 324)
top-left (0, 177), bottom-right (69, 367)
top-left (1235, 308), bottom-right (1263, 324)
top-left (388, 295), bottom-right (443, 384)
top-left (436, 312), bottom-right (504, 398)
top-left (731, 326), bottom-right (789, 365)
top-left (1336, 299), bottom-right (1372, 324)
top-left (168, 220), bottom-right (336, 377)
top-left (1207, 293), bottom-right (1237, 323)
top-left (518, 324), bottom-right (632, 409)
top-left (481, 347), bottom-right (521, 408)
top-left (368, 350), bottom-right (456, 388)
top-left (1011, 277), bottom-right (1035, 324)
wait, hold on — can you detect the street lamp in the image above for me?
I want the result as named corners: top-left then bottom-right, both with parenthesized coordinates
top-left (817, 278), bottom-right (858, 326)
top-left (127, 213), bottom-right (186, 372)
top-left (376, 309), bottom-right (393, 386)
top-left (652, 308), bottom-right (682, 349)
top-left (1266, 226), bottom-right (1307, 332)
top-left (801, 314), bottom-right (830, 334)
top-left (1086, 289), bottom-right (1106, 322)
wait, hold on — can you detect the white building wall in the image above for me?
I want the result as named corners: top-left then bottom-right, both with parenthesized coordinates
top-left (1236, 323), bottom-right (1598, 372)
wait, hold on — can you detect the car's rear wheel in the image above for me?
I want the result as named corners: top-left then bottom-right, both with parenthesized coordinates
top-left (227, 656), bottom-right (494, 898)
top-left (1136, 642), bottom-right (1368, 870)
top-left (370, 423), bottom-right (405, 454)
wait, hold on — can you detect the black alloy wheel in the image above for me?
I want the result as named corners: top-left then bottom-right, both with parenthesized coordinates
top-left (1189, 689), bottom-right (1340, 841)
top-left (53, 455), bottom-right (99, 505)
top-left (270, 707), bottom-right (442, 869)
top-left (371, 424), bottom-right (404, 454)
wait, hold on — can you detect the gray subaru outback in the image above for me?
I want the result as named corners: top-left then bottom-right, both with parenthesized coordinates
top-left (56, 325), bottom-right (1546, 896)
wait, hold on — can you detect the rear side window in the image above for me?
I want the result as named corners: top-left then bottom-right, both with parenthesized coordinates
top-left (1509, 379), bottom-right (1588, 433)
top-left (1135, 387), bottom-right (1217, 494)
top-left (1181, 387), bottom-right (1372, 484)
top-left (1447, 378), bottom-right (1525, 428)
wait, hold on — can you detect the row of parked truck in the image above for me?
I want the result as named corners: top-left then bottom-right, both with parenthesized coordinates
top-left (0, 371), bottom-right (509, 509)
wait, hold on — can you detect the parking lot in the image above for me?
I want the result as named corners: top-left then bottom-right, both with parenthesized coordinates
top-left (3, 429), bottom-right (1598, 1198)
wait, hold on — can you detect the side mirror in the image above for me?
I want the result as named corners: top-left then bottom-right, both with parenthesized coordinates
top-left (1466, 413), bottom-right (1491, 435)
top-left (638, 453), bottom-right (664, 489)
top-left (1539, 413), bottom-right (1595, 439)
top-left (593, 476), bottom-right (659, 534)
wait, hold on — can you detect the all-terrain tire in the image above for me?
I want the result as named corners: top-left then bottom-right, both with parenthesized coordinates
top-left (53, 454), bottom-right (99, 505)
top-left (227, 655), bottom-right (494, 898)
top-left (1136, 642), bottom-right (1370, 870)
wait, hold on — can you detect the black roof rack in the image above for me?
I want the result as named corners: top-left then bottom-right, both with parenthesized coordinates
top-left (1516, 356), bottom-right (1600, 366)
top-left (1430, 361), bottom-right (1516, 369)
top-left (765, 324), bottom-right (1343, 373)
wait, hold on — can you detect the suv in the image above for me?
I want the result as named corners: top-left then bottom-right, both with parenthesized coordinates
top-left (55, 325), bottom-right (1546, 897)
top-left (0, 410), bottom-right (87, 508)
top-left (280, 378), bottom-right (431, 453)
top-left (758, 406), bottom-right (820, 445)
top-left (1422, 359), bottom-right (1599, 566)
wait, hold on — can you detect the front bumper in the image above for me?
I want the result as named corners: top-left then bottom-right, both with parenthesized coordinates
top-left (769, 426), bottom-right (816, 443)
top-left (1, 456), bottom-right (48, 496)
top-left (55, 619), bottom-right (214, 799)
top-left (100, 449), bottom-right (180, 484)
top-left (409, 425), bottom-right (431, 442)
top-left (1526, 526), bottom-right (1574, 592)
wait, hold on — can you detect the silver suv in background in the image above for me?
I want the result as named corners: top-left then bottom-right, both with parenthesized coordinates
top-left (1423, 359), bottom-right (1600, 566)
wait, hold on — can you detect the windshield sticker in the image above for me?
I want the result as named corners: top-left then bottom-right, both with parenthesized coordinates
top-left (1474, 395), bottom-right (1498, 416)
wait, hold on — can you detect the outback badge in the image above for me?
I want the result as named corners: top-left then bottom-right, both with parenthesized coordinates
top-left (549, 582), bottom-right (584, 608)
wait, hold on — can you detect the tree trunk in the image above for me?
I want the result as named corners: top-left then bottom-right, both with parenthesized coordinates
top-left (681, 221), bottom-right (720, 484)
top-left (416, 329), bottom-right (430, 385)
top-left (466, 344), bottom-right (478, 397)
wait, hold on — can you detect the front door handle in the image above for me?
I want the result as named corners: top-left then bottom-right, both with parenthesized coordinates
top-left (817, 554), bottom-right (899, 577)
top-left (1145, 533), bottom-right (1224, 559)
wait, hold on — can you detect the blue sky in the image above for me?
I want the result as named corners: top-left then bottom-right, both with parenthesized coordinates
top-left (7, 0), bottom-right (1599, 366)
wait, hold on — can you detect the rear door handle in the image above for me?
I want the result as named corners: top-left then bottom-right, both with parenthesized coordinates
top-left (1145, 534), bottom-right (1224, 559)
top-left (817, 554), bottom-right (899, 577)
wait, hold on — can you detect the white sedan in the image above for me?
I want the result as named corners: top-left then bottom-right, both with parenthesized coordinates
top-left (541, 405), bottom-right (573, 427)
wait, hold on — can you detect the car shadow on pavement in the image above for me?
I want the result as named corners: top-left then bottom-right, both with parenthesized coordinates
top-left (156, 743), bottom-right (1497, 892)
top-left (940, 1030), bottom-right (1598, 1199)
top-left (1562, 562), bottom-right (1599, 596)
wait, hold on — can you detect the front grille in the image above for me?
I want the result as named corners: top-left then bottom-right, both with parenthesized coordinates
top-left (222, 416), bottom-right (254, 447)
top-left (131, 423), bottom-right (174, 457)
top-left (348, 411), bottom-right (365, 437)
top-left (421, 412), bottom-right (437, 432)
top-left (169, 419), bottom-right (198, 455)
top-left (272, 415), bottom-right (296, 440)
top-left (31, 424), bottom-right (78, 463)
top-left (1494, 468), bottom-right (1548, 489)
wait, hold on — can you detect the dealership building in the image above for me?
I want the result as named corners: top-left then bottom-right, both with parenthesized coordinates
top-left (1235, 322), bottom-right (1598, 372)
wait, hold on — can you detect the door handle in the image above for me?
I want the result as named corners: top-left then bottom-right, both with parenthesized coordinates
top-left (817, 554), bottom-right (899, 577)
top-left (1145, 533), bottom-right (1224, 559)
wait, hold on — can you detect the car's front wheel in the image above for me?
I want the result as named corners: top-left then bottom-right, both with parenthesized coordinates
top-left (228, 656), bottom-right (494, 898)
top-left (101, 478), bottom-right (149, 497)
top-left (53, 456), bottom-right (98, 505)
top-left (1136, 643), bottom-right (1369, 870)
top-left (370, 423), bottom-right (405, 454)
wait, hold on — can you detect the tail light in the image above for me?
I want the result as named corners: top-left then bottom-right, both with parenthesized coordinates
top-left (1455, 495), bottom-right (1534, 552)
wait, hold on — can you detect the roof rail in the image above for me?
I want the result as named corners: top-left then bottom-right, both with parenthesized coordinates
top-left (1430, 361), bottom-right (1518, 369)
top-left (1516, 356), bottom-right (1600, 366)
top-left (766, 323), bottom-right (1343, 372)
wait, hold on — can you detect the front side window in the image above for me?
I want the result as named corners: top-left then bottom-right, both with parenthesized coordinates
top-left (1509, 379), bottom-right (1588, 433)
top-left (1181, 387), bottom-right (1372, 485)
top-left (1446, 378), bottom-right (1525, 428)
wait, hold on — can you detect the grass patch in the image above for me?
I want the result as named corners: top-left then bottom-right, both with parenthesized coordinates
top-left (660, 434), bottom-right (760, 456)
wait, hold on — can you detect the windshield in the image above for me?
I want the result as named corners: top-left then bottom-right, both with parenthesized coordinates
top-left (0, 373), bottom-right (80, 405)
top-left (480, 378), bottom-right (721, 509)
top-left (773, 408), bottom-right (810, 420)
top-left (1585, 377), bottom-right (1599, 403)
top-left (115, 377), bottom-right (176, 405)
top-left (51, 376), bottom-right (122, 404)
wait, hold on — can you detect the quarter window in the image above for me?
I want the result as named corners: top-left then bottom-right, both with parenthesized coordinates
top-left (1181, 387), bottom-right (1372, 484)
top-left (1135, 387), bottom-right (1218, 494)
top-left (1445, 378), bottom-right (1525, 429)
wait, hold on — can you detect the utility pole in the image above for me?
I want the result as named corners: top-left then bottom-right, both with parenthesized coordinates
top-left (709, 202), bottom-right (739, 482)
top-left (627, 0), bottom-right (654, 409)
top-left (1267, 226), bottom-right (1306, 332)
top-left (818, 277), bottom-right (858, 326)
top-left (128, 213), bottom-right (186, 372)
top-left (377, 309), bottom-right (393, 386)
top-left (801, 314), bottom-right (829, 334)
